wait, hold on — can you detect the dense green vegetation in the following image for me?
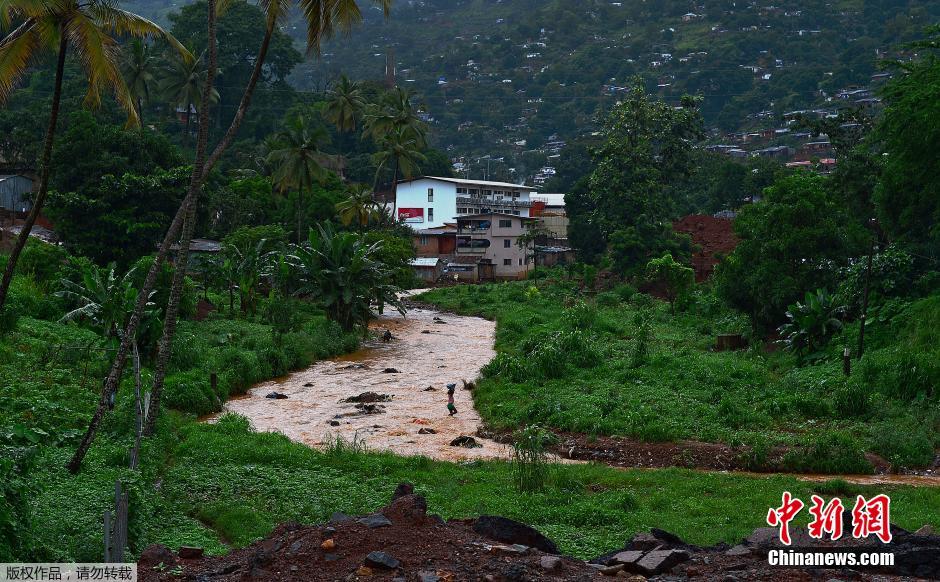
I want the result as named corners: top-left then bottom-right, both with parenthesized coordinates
top-left (3, 309), bottom-right (939, 561)
top-left (419, 276), bottom-right (940, 473)
top-left (2, 0), bottom-right (939, 571)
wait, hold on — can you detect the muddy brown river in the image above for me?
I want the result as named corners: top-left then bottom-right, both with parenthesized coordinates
top-left (210, 305), bottom-right (510, 461)
top-left (207, 301), bottom-right (940, 488)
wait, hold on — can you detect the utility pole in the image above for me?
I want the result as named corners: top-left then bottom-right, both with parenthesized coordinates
top-left (856, 218), bottom-right (877, 360)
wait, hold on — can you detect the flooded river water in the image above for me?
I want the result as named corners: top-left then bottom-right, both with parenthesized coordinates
top-left (207, 301), bottom-right (939, 487)
top-left (210, 305), bottom-right (510, 462)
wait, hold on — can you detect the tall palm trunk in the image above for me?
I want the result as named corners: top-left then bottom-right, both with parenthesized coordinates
top-left (391, 161), bottom-right (399, 219)
top-left (68, 5), bottom-right (281, 469)
top-left (142, 198), bottom-right (198, 436)
top-left (297, 189), bottom-right (304, 243)
top-left (184, 102), bottom-right (192, 142)
top-left (0, 32), bottom-right (67, 311)
top-left (67, 0), bottom-right (218, 472)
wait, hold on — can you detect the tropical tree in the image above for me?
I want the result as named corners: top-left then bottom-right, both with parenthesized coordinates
top-left (336, 184), bottom-right (379, 230)
top-left (288, 224), bottom-right (404, 330)
top-left (56, 262), bottom-right (158, 341)
top-left (645, 253), bottom-right (695, 314)
top-left (0, 0), bottom-right (184, 314)
top-left (324, 74), bottom-right (365, 162)
top-left (363, 86), bottom-right (427, 147)
top-left (121, 39), bottom-right (158, 124)
top-left (778, 289), bottom-right (846, 361)
top-left (160, 48), bottom-right (219, 140)
top-left (266, 114), bottom-right (335, 242)
top-left (372, 126), bottom-right (426, 217)
top-left (75, 0), bottom-right (392, 470)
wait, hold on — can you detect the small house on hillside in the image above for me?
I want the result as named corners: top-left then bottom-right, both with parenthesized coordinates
top-left (0, 175), bottom-right (34, 213)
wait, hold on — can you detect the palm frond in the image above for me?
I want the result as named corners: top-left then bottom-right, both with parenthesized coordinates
top-left (0, 17), bottom-right (39, 103)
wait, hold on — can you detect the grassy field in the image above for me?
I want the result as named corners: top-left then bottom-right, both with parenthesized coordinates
top-left (3, 271), bottom-right (939, 563)
top-left (417, 275), bottom-right (940, 473)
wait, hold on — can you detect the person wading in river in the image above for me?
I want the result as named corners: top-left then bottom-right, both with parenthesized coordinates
top-left (447, 383), bottom-right (458, 416)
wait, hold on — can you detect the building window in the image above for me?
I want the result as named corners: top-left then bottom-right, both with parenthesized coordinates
top-left (428, 208), bottom-right (434, 222)
top-left (503, 239), bottom-right (511, 248)
top-left (498, 219), bottom-right (512, 228)
top-left (428, 188), bottom-right (434, 202)
top-left (420, 235), bottom-right (429, 246)
top-left (503, 259), bottom-right (512, 266)
top-left (457, 187), bottom-right (467, 194)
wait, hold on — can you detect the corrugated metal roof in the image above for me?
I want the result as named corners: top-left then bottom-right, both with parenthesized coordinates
top-left (409, 257), bottom-right (441, 267)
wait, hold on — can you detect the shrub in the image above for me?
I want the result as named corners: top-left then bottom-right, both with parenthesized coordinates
top-left (482, 353), bottom-right (529, 383)
top-left (613, 283), bottom-right (637, 302)
top-left (163, 369), bottom-right (218, 416)
top-left (857, 348), bottom-right (938, 401)
top-left (511, 425), bottom-right (556, 493)
top-left (778, 289), bottom-right (845, 361)
top-left (832, 379), bottom-right (871, 418)
top-left (596, 291), bottom-right (620, 307)
top-left (630, 310), bottom-right (652, 368)
top-left (869, 422), bottom-right (935, 470)
top-left (781, 431), bottom-right (872, 474)
top-left (17, 240), bottom-right (69, 289)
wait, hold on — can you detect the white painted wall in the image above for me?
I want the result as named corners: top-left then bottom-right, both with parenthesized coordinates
top-left (395, 177), bottom-right (535, 229)
top-left (395, 178), bottom-right (458, 229)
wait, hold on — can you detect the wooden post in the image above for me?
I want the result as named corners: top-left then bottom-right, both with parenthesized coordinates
top-left (857, 222), bottom-right (876, 359)
top-left (103, 509), bottom-right (111, 562)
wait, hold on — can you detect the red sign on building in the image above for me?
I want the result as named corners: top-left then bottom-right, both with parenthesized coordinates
top-left (398, 208), bottom-right (425, 223)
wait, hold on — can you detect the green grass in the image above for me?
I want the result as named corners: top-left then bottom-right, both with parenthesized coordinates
top-left (417, 276), bottom-right (940, 471)
top-left (3, 272), bottom-right (938, 563)
top-left (23, 414), bottom-right (940, 562)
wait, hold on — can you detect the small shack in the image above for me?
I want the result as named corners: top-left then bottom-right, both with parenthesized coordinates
top-left (0, 175), bottom-right (34, 213)
top-left (409, 257), bottom-right (444, 283)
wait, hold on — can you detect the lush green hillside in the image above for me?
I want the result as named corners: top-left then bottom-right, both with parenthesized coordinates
top-left (123, 0), bottom-right (940, 181)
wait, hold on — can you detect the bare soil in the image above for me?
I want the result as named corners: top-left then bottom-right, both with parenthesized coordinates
top-left (138, 485), bottom-right (940, 581)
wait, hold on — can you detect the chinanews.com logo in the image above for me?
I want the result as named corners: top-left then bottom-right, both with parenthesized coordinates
top-left (764, 491), bottom-right (895, 568)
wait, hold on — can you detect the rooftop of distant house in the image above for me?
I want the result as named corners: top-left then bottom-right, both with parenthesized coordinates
top-left (396, 176), bottom-right (536, 190)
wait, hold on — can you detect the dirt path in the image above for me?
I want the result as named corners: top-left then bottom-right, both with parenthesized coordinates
top-left (211, 306), bottom-right (510, 462)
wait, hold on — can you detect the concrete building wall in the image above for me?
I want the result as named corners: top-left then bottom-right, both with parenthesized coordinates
top-left (456, 214), bottom-right (530, 279)
top-left (396, 179), bottom-right (459, 229)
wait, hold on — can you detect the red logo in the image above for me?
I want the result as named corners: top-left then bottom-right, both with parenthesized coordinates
top-left (767, 491), bottom-right (804, 546)
top-left (807, 495), bottom-right (844, 540)
top-left (767, 493), bottom-right (893, 544)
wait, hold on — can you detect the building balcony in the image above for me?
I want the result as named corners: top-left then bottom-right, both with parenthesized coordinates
top-left (456, 196), bottom-right (532, 208)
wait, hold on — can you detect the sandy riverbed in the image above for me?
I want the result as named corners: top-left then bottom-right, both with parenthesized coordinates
top-left (209, 306), bottom-right (510, 462)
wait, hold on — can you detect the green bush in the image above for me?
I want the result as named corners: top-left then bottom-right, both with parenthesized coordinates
top-left (17, 241), bottom-right (69, 289)
top-left (858, 348), bottom-right (938, 401)
top-left (869, 422), bottom-right (936, 470)
top-left (782, 431), bottom-right (873, 474)
top-left (832, 379), bottom-right (872, 418)
top-left (163, 369), bottom-right (218, 416)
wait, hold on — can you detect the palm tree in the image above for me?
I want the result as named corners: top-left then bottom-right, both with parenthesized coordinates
top-left (0, 0), bottom-right (184, 314)
top-left (266, 114), bottom-right (335, 242)
top-left (160, 48), bottom-right (219, 141)
top-left (323, 74), bottom-right (364, 166)
top-left (76, 0), bottom-right (392, 470)
top-left (336, 184), bottom-right (379, 230)
top-left (363, 86), bottom-right (427, 147)
top-left (325, 74), bottom-right (365, 132)
top-left (56, 262), bottom-right (158, 341)
top-left (372, 126), bottom-right (426, 218)
top-left (287, 223), bottom-right (404, 331)
top-left (121, 39), bottom-right (158, 124)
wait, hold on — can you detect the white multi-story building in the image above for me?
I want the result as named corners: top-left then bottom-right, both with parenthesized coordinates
top-left (393, 176), bottom-right (535, 229)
